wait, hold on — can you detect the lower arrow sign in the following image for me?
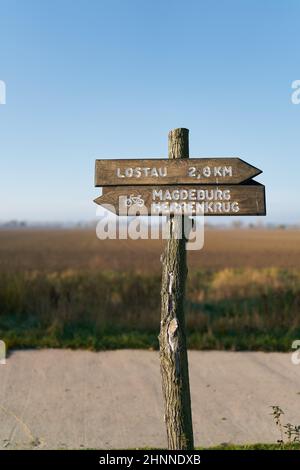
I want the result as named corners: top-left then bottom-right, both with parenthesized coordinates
top-left (94, 182), bottom-right (266, 216)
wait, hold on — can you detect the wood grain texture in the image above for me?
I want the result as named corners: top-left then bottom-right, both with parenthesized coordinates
top-left (94, 182), bottom-right (266, 216)
top-left (159, 128), bottom-right (194, 450)
top-left (94, 157), bottom-right (262, 186)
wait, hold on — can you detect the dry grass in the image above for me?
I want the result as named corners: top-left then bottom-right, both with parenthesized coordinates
top-left (0, 227), bottom-right (300, 273)
top-left (0, 228), bottom-right (299, 351)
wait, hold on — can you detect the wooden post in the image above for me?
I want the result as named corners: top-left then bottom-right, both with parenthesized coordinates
top-left (159, 128), bottom-right (194, 450)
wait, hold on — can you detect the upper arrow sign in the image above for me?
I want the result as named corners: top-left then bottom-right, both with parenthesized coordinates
top-left (94, 158), bottom-right (262, 187)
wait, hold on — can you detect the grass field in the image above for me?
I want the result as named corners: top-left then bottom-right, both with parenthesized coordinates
top-left (145, 444), bottom-right (300, 450)
top-left (0, 227), bottom-right (300, 351)
top-left (1, 227), bottom-right (300, 273)
top-left (202, 443), bottom-right (300, 450)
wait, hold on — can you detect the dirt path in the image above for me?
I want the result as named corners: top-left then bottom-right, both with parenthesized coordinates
top-left (0, 350), bottom-right (299, 449)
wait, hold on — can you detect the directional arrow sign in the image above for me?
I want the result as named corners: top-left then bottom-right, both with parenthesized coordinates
top-left (94, 158), bottom-right (262, 186)
top-left (94, 182), bottom-right (266, 216)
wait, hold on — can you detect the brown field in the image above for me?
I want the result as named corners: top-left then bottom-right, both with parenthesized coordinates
top-left (0, 227), bottom-right (299, 273)
top-left (1, 227), bottom-right (300, 351)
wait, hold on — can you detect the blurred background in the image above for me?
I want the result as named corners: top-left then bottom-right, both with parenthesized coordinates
top-left (0, 0), bottom-right (300, 353)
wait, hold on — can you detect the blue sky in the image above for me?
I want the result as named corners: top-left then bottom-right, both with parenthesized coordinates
top-left (0, 0), bottom-right (299, 223)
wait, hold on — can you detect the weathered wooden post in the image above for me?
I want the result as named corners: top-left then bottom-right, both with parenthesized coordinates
top-left (159, 128), bottom-right (194, 450)
top-left (94, 129), bottom-right (266, 450)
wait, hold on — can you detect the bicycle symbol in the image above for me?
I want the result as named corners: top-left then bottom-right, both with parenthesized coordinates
top-left (124, 194), bottom-right (145, 207)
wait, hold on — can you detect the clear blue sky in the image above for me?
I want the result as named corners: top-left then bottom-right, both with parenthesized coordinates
top-left (0, 0), bottom-right (299, 224)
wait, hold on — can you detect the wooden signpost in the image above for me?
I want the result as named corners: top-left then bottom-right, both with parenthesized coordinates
top-left (95, 157), bottom-right (262, 186)
top-left (95, 182), bottom-right (265, 216)
top-left (94, 128), bottom-right (266, 451)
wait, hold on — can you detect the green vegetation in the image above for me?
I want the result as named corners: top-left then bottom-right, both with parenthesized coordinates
top-left (201, 443), bottom-right (300, 450)
top-left (1, 267), bottom-right (300, 351)
top-left (92, 443), bottom-right (300, 450)
top-left (115, 443), bottom-right (300, 450)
